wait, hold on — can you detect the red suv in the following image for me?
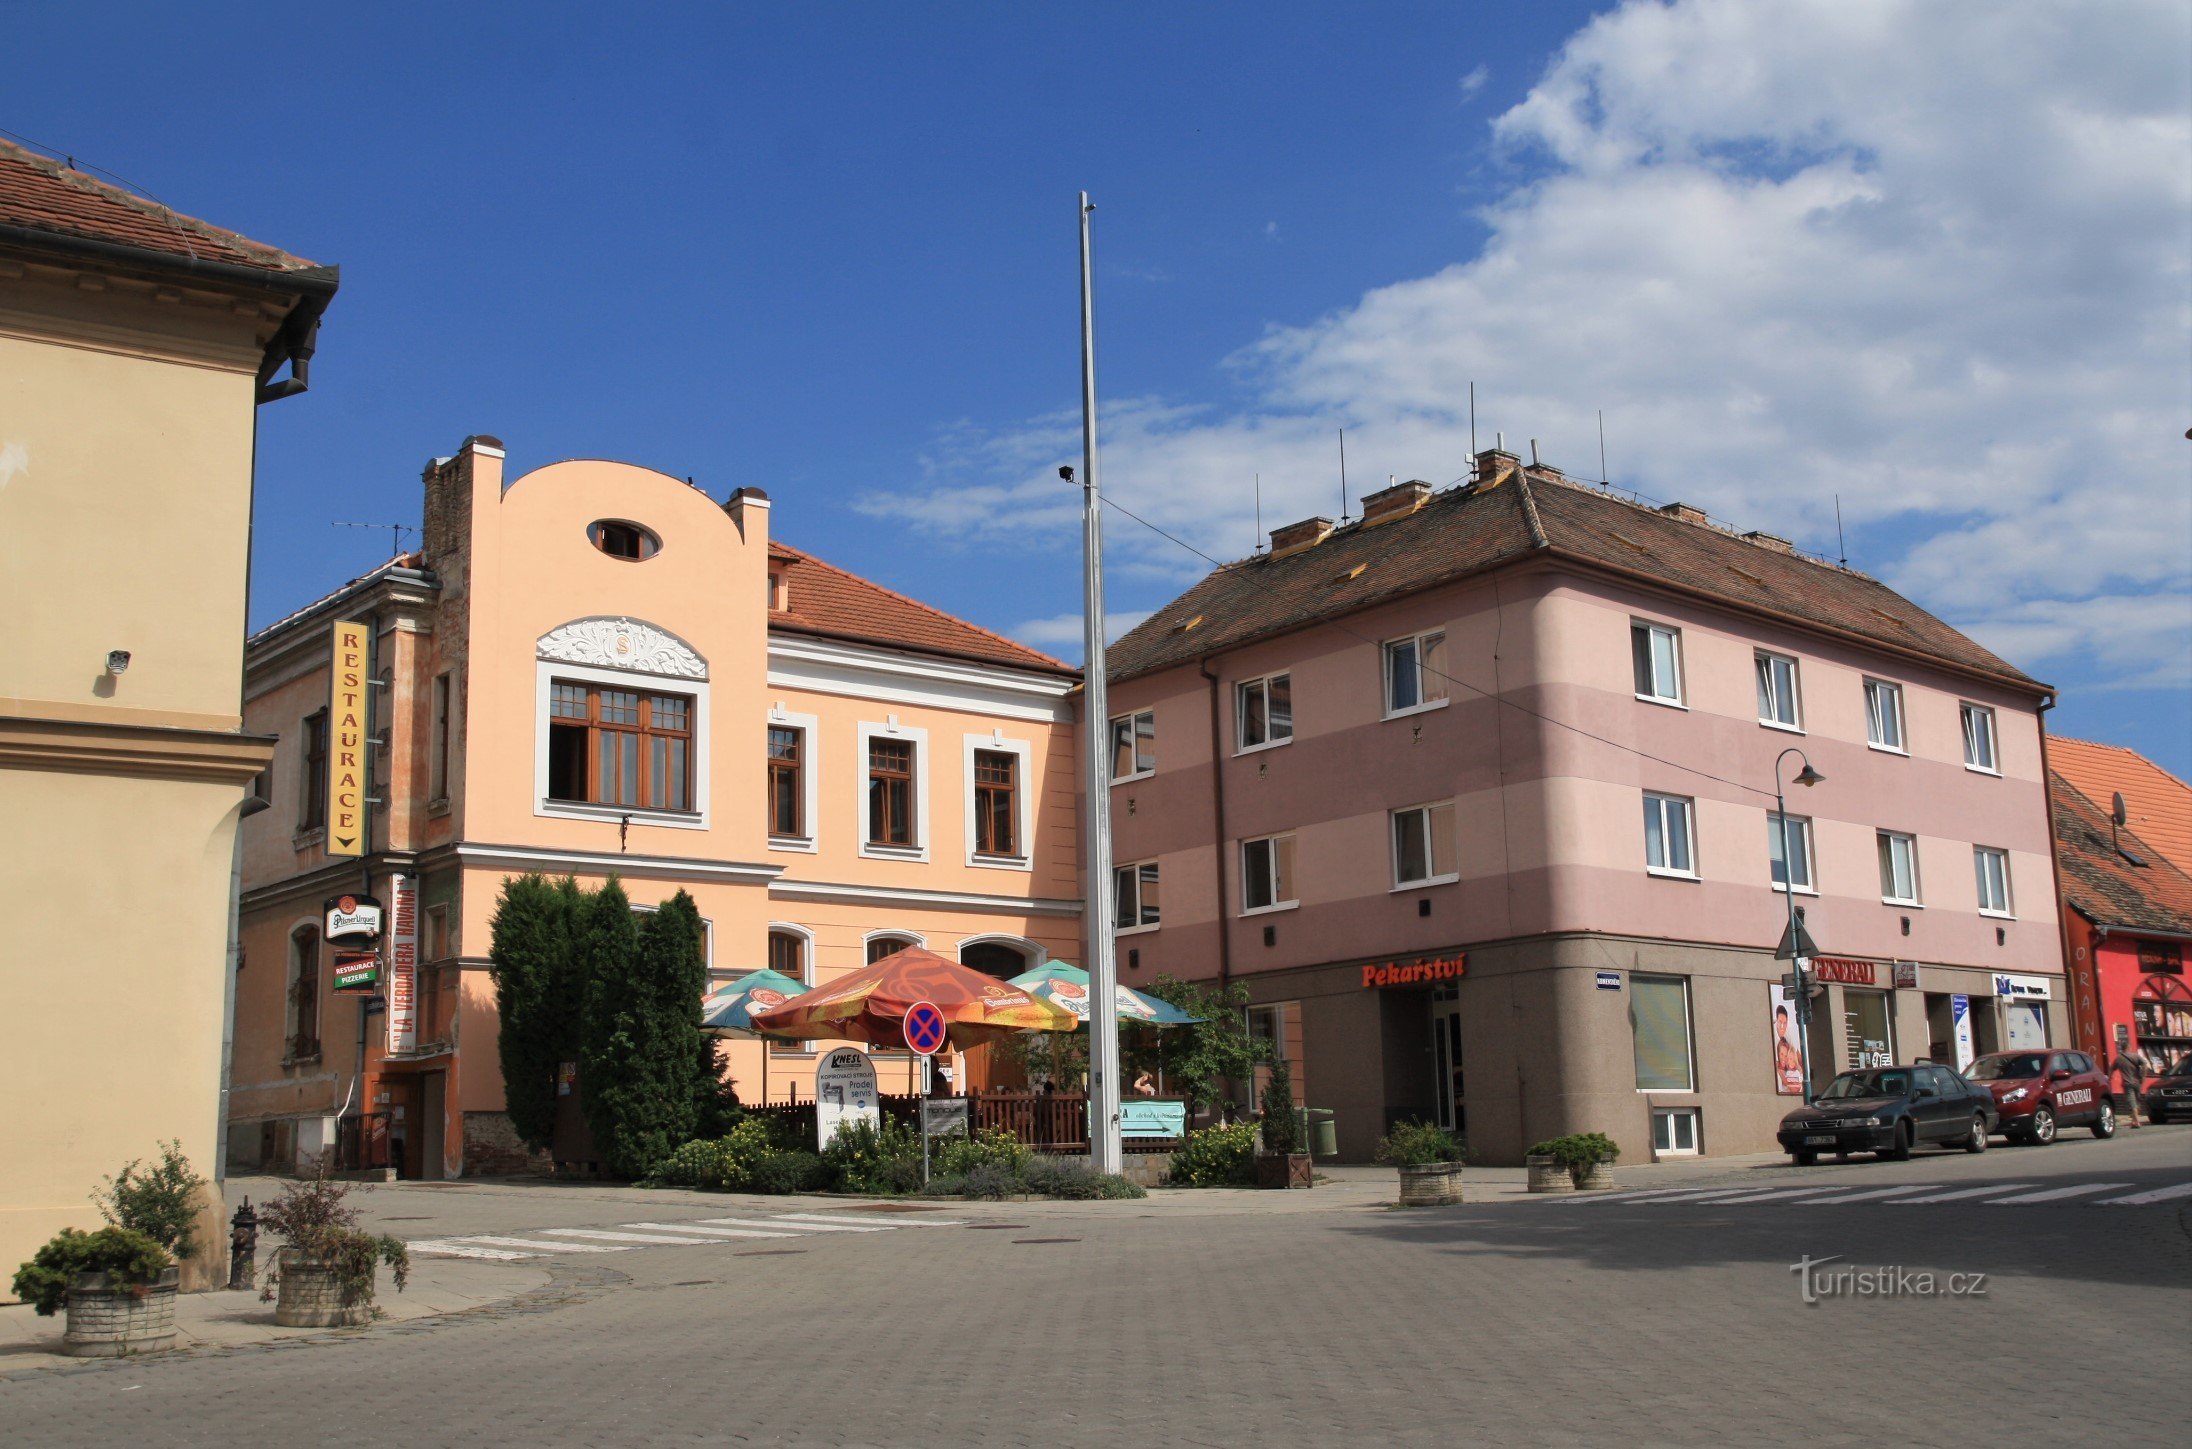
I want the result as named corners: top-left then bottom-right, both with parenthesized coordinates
top-left (1966, 1050), bottom-right (2115, 1144)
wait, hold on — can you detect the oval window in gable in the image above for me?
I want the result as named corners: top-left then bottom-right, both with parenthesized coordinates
top-left (588, 519), bottom-right (662, 561)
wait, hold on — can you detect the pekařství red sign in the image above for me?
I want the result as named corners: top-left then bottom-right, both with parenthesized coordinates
top-left (1361, 955), bottom-right (1467, 989)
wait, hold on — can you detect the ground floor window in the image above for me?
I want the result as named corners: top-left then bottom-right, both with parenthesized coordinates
top-left (1843, 989), bottom-right (1896, 1068)
top-left (2004, 1000), bottom-right (2047, 1050)
top-left (1652, 1108), bottom-right (1700, 1156)
top-left (1631, 975), bottom-right (1695, 1091)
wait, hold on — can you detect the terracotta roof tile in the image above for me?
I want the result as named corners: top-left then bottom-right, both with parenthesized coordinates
top-left (2048, 738), bottom-right (2192, 877)
top-left (2052, 773), bottom-right (2192, 936)
top-left (771, 543), bottom-right (1075, 676)
top-left (0, 138), bottom-right (320, 276)
top-left (1109, 465), bottom-right (2046, 692)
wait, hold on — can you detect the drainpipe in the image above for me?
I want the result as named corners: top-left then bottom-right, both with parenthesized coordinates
top-left (1199, 659), bottom-right (1233, 992)
top-left (2036, 694), bottom-right (2086, 1053)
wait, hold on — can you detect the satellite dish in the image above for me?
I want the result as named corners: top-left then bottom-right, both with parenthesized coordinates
top-left (2112, 791), bottom-right (2128, 827)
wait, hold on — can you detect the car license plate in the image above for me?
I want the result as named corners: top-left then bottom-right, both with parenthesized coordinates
top-left (1803, 1134), bottom-right (1836, 1145)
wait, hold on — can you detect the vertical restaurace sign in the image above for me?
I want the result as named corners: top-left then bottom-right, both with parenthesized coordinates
top-left (386, 874), bottom-right (418, 1053)
top-left (327, 620), bottom-right (370, 856)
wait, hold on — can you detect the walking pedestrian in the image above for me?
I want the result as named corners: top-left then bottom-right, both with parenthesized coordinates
top-left (2115, 1044), bottom-right (2151, 1129)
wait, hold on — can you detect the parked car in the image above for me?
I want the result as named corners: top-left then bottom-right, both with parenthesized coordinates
top-left (1777, 1063), bottom-right (1997, 1164)
top-left (1966, 1049), bottom-right (2114, 1143)
top-left (2141, 1053), bottom-right (2192, 1123)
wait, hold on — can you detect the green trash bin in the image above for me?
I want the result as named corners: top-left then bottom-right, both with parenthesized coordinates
top-left (1306, 1108), bottom-right (1337, 1159)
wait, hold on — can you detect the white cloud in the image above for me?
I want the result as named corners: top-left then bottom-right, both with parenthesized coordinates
top-left (1008, 610), bottom-right (1154, 658)
top-left (1458, 64), bottom-right (1489, 98)
top-left (863, 0), bottom-right (2192, 692)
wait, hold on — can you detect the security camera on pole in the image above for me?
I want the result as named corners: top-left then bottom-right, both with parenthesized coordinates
top-left (1772, 747), bottom-right (1826, 1103)
top-left (1070, 190), bottom-right (1123, 1175)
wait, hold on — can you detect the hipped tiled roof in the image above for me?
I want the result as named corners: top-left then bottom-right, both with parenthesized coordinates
top-left (770, 542), bottom-right (1075, 677)
top-left (2049, 737), bottom-right (2192, 878)
top-left (1108, 465), bottom-right (2046, 691)
top-left (2052, 773), bottom-right (2192, 938)
top-left (0, 137), bottom-right (323, 277)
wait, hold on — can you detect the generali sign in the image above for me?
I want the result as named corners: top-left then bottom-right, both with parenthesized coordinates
top-left (1361, 954), bottom-right (1467, 988)
top-left (1811, 957), bottom-right (1878, 986)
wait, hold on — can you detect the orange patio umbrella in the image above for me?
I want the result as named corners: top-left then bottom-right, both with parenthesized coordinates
top-left (745, 946), bottom-right (1079, 1049)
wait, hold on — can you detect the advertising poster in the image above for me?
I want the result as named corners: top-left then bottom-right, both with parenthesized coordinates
top-left (1950, 994), bottom-right (1976, 1073)
top-left (386, 874), bottom-right (418, 1053)
top-left (815, 1047), bottom-right (880, 1149)
top-left (1769, 983), bottom-right (1805, 1096)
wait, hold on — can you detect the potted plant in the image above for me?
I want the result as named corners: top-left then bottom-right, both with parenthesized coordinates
top-left (1375, 1120), bottom-right (1466, 1206)
top-left (1253, 1060), bottom-right (1313, 1189)
top-left (12, 1226), bottom-right (178, 1357)
top-left (258, 1167), bottom-right (409, 1327)
top-left (1528, 1133), bottom-right (1620, 1191)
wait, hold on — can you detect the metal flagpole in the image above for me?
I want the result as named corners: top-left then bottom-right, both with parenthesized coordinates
top-left (1077, 190), bottom-right (1123, 1175)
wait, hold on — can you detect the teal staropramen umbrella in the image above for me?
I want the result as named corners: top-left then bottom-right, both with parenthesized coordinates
top-left (703, 968), bottom-right (812, 1106)
top-left (1004, 962), bottom-right (1204, 1027)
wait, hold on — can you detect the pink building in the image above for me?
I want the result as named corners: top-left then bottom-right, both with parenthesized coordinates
top-left (229, 437), bottom-right (1080, 1178)
top-left (1103, 450), bottom-right (2060, 1164)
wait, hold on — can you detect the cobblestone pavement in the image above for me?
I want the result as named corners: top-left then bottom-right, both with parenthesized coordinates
top-left (3, 1130), bottom-right (2185, 1447)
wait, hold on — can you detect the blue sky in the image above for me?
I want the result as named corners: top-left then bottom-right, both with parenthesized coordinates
top-left (8, 2), bottom-right (2187, 775)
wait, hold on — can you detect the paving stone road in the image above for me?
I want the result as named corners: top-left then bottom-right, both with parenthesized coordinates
top-left (2, 1128), bottom-right (2186, 1447)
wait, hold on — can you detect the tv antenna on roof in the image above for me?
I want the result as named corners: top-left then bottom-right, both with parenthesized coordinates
top-left (334, 521), bottom-right (417, 557)
top-left (1338, 427), bottom-right (1351, 522)
top-left (1834, 495), bottom-right (1849, 567)
top-left (1254, 473), bottom-right (1264, 554)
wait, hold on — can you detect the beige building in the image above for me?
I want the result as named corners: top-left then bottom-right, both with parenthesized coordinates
top-left (0, 140), bottom-right (336, 1290)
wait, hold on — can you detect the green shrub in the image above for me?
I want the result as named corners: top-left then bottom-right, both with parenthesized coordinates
top-left (1526, 1133), bottom-right (1619, 1172)
top-left (1020, 1157), bottom-right (1145, 1200)
top-left (823, 1118), bottom-right (925, 1196)
top-left (11, 1227), bottom-right (172, 1317)
top-left (1166, 1122), bottom-right (1258, 1187)
top-left (957, 1162), bottom-right (1020, 1200)
top-left (256, 1166), bottom-right (408, 1311)
top-left (94, 1141), bottom-right (209, 1259)
top-left (1259, 1061), bottom-right (1302, 1155)
top-left (651, 1120), bottom-right (775, 1191)
top-left (748, 1151), bottom-right (830, 1196)
top-left (1375, 1120), bottom-right (1466, 1167)
top-left (936, 1126), bottom-right (1031, 1180)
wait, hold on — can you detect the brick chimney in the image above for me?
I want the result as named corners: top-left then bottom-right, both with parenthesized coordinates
top-left (724, 486), bottom-right (771, 546)
top-left (1658, 501), bottom-right (1708, 525)
top-left (1473, 448), bottom-right (1520, 489)
top-left (1361, 478), bottom-right (1432, 527)
top-left (1268, 515), bottom-right (1336, 561)
top-left (1743, 530), bottom-right (1794, 553)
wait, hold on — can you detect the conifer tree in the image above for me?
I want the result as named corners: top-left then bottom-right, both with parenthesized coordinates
top-left (487, 873), bottom-right (583, 1151)
top-left (576, 880), bottom-right (714, 1178)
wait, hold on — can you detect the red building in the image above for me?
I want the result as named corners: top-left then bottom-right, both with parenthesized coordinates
top-left (2051, 768), bottom-right (2192, 1079)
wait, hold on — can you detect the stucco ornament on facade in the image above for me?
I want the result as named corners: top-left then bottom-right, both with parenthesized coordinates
top-left (537, 617), bottom-right (707, 679)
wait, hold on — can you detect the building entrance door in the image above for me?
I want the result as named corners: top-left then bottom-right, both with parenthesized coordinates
top-left (1430, 986), bottom-right (1466, 1137)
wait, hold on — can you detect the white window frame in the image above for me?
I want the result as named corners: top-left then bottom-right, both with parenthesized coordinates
top-left (856, 719), bottom-right (930, 862)
top-left (534, 658), bottom-right (711, 831)
top-left (1651, 1107), bottom-right (1701, 1156)
top-left (1864, 678), bottom-right (1906, 755)
top-left (1754, 651), bottom-right (1802, 732)
top-left (1382, 630), bottom-right (1451, 719)
top-left (1960, 702), bottom-right (1999, 775)
top-left (1108, 708), bottom-right (1156, 785)
top-left (1234, 672), bottom-right (1294, 754)
top-left (1631, 621), bottom-right (1685, 707)
top-left (1643, 792), bottom-right (1698, 879)
top-left (962, 731), bottom-right (1034, 871)
top-left (766, 706), bottom-right (820, 853)
top-left (1878, 830), bottom-right (1923, 906)
top-left (764, 923), bottom-right (817, 1056)
top-left (1113, 859), bottom-right (1161, 936)
top-left (1239, 833), bottom-right (1299, 916)
top-left (1768, 812), bottom-right (1817, 895)
top-left (1391, 800), bottom-right (1459, 890)
top-left (1974, 845), bottom-right (2014, 918)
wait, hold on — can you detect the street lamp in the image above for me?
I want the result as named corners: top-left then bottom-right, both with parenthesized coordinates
top-left (1775, 747), bottom-right (1825, 1102)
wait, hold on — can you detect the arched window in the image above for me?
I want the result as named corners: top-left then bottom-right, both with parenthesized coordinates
top-left (766, 927), bottom-right (814, 1057)
top-left (960, 940), bottom-right (1033, 981)
top-left (288, 927), bottom-right (322, 1061)
top-left (867, 933), bottom-right (921, 965)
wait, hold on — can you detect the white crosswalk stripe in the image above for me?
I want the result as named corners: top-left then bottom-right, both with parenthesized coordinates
top-left (459, 1235), bottom-right (632, 1254)
top-left (539, 1227), bottom-right (726, 1245)
top-left (1983, 1182), bottom-right (2134, 1204)
top-left (774, 1213), bottom-right (964, 1228)
top-left (408, 1239), bottom-right (535, 1260)
top-left (1896, 1184), bottom-right (2039, 1204)
top-left (2095, 1182), bottom-right (2192, 1206)
top-left (1789, 1185), bottom-right (1941, 1204)
top-left (620, 1221), bottom-right (803, 1240)
top-left (1682, 1186), bottom-right (1853, 1204)
top-left (697, 1216), bottom-right (891, 1233)
top-left (1555, 1187), bottom-right (1733, 1205)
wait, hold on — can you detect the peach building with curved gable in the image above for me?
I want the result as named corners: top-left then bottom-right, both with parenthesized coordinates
top-left (229, 436), bottom-right (1080, 1178)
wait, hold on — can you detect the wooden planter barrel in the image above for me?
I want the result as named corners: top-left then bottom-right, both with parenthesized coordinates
top-left (274, 1248), bottom-right (373, 1327)
top-left (1525, 1155), bottom-right (1574, 1194)
top-left (63, 1267), bottom-right (179, 1357)
top-left (1395, 1160), bottom-right (1463, 1206)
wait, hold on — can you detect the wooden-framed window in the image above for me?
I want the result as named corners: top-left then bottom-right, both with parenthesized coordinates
top-left (973, 749), bottom-right (1018, 858)
top-left (768, 726), bottom-right (805, 838)
top-left (867, 933), bottom-right (920, 965)
top-left (546, 681), bottom-right (694, 811)
top-left (288, 926), bottom-right (321, 1060)
top-left (300, 710), bottom-right (329, 829)
top-left (868, 738), bottom-right (915, 846)
top-left (766, 928), bottom-right (814, 1058)
top-left (429, 673), bottom-right (453, 801)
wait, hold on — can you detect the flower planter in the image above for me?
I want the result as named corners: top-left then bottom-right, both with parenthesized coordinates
top-left (1525, 1155), bottom-right (1574, 1194)
top-left (1395, 1160), bottom-right (1463, 1206)
top-left (1254, 1152), bottom-right (1314, 1190)
top-left (273, 1248), bottom-right (373, 1327)
top-left (62, 1267), bottom-right (179, 1357)
top-left (1571, 1161), bottom-right (1615, 1192)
